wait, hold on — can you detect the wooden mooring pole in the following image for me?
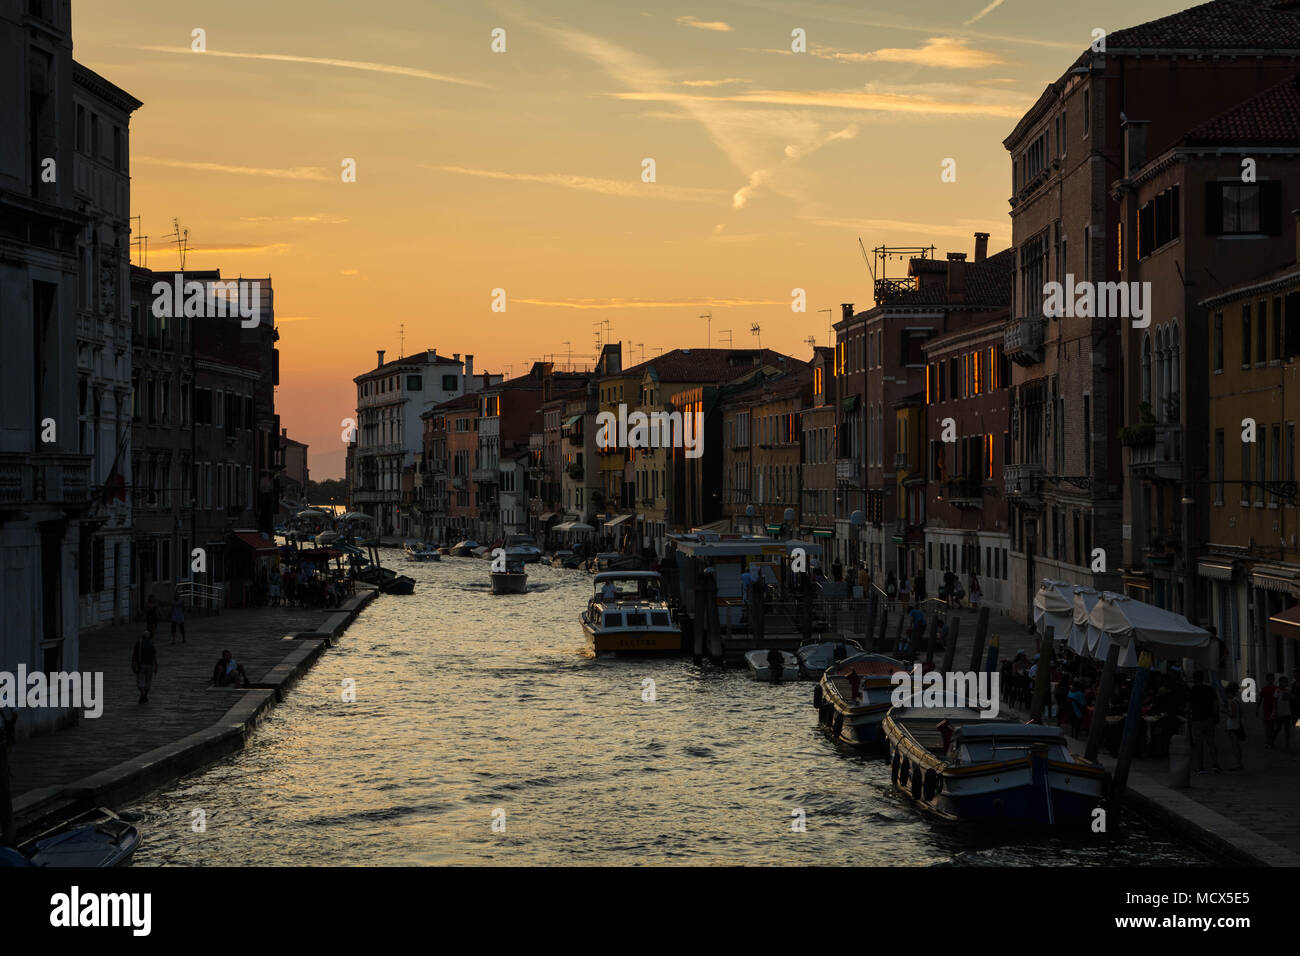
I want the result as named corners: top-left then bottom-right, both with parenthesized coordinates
top-left (1085, 643), bottom-right (1122, 762)
top-left (1112, 652), bottom-right (1153, 800)
top-left (1029, 626), bottom-right (1055, 723)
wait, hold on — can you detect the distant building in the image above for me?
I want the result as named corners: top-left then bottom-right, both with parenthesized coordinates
top-left (279, 429), bottom-right (308, 499)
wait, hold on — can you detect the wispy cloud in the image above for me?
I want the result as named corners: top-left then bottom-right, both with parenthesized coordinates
top-left (274, 316), bottom-right (317, 323)
top-left (804, 215), bottom-right (1010, 241)
top-left (188, 242), bottom-right (294, 256)
top-left (135, 156), bottom-right (331, 181)
top-left (815, 36), bottom-right (1006, 69)
top-left (965, 0), bottom-right (1006, 26)
top-left (136, 45), bottom-right (486, 87)
top-left (424, 165), bottom-right (724, 202)
top-left (680, 77), bottom-right (750, 87)
top-left (613, 88), bottom-right (1026, 118)
top-left (676, 15), bottom-right (734, 32)
top-left (239, 214), bottom-right (350, 223)
top-left (515, 296), bottom-right (790, 309)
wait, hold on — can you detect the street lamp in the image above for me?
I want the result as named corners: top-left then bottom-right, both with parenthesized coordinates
top-left (849, 508), bottom-right (865, 568)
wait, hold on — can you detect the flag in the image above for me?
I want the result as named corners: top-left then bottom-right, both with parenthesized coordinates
top-left (101, 428), bottom-right (129, 505)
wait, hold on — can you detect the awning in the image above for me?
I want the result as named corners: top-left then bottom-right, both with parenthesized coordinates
top-left (563, 415), bottom-right (582, 427)
top-left (1032, 580), bottom-right (1076, 643)
top-left (765, 524), bottom-right (783, 533)
top-left (1196, 560), bottom-right (1236, 582)
top-left (1268, 603), bottom-right (1300, 640)
top-left (232, 531), bottom-right (278, 553)
top-left (603, 513), bottom-right (631, 528)
top-left (538, 512), bottom-right (556, 522)
top-left (1251, 565), bottom-right (1298, 594)
top-left (812, 529), bottom-right (834, 538)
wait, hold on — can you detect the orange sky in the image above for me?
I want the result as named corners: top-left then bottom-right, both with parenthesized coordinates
top-left (73, 0), bottom-right (1190, 478)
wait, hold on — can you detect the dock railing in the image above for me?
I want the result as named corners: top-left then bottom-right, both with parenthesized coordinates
top-left (174, 581), bottom-right (225, 613)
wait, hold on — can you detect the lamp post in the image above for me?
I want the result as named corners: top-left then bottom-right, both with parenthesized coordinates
top-left (849, 508), bottom-right (865, 569)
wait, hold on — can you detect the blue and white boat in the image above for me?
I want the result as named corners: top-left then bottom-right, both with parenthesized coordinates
top-left (882, 705), bottom-right (1106, 826)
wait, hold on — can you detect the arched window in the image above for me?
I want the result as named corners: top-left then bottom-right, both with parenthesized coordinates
top-left (1141, 333), bottom-right (1152, 407)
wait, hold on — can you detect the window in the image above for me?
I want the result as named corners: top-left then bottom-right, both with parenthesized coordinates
top-left (1215, 430), bottom-right (1225, 505)
top-left (1213, 312), bottom-right (1223, 372)
top-left (1257, 303), bottom-right (1268, 365)
top-left (1207, 181), bottom-right (1283, 236)
top-left (1257, 434), bottom-right (1267, 506)
top-left (407, 375), bottom-right (422, 391)
top-left (1271, 424), bottom-right (1281, 505)
top-left (1137, 186), bottom-right (1181, 257)
top-left (1242, 305), bottom-right (1252, 366)
top-left (1241, 443), bottom-right (1250, 505)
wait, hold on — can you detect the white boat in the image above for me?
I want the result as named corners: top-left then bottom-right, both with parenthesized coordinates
top-left (503, 534), bottom-right (543, 563)
top-left (744, 649), bottom-right (801, 682)
top-left (404, 542), bottom-right (441, 561)
top-left (797, 638), bottom-right (865, 677)
top-left (449, 539), bottom-right (479, 557)
top-left (580, 571), bottom-right (681, 657)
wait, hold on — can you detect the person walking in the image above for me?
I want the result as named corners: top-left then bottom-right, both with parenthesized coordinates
top-left (1274, 677), bottom-right (1294, 752)
top-left (1187, 671), bottom-right (1223, 774)
top-left (131, 631), bottom-right (158, 704)
top-left (1223, 681), bottom-right (1245, 771)
top-left (913, 571), bottom-right (926, 603)
top-left (169, 597), bottom-right (186, 645)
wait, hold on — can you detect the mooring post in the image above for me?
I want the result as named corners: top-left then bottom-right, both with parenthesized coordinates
top-left (968, 606), bottom-right (989, 673)
top-left (865, 592), bottom-right (877, 648)
top-left (800, 580), bottom-right (814, 644)
top-left (0, 713), bottom-right (14, 848)
top-left (1029, 626), bottom-right (1055, 722)
top-left (984, 633), bottom-right (1000, 678)
top-left (875, 611), bottom-right (888, 653)
top-left (1085, 643), bottom-right (1122, 762)
top-left (942, 613), bottom-right (964, 674)
top-left (753, 581), bottom-right (766, 644)
top-left (1112, 652), bottom-right (1153, 800)
top-left (705, 571), bottom-right (723, 663)
top-left (693, 577), bottom-right (706, 664)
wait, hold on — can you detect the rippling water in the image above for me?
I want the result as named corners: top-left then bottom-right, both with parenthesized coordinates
top-left (129, 552), bottom-right (1207, 865)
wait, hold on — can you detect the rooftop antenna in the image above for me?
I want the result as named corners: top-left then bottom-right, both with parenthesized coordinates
top-left (720, 329), bottom-right (733, 348)
top-left (818, 307), bottom-right (833, 348)
top-left (130, 215), bottom-right (149, 268)
top-left (170, 218), bottom-right (189, 270)
top-left (636, 343), bottom-right (645, 363)
top-left (562, 340), bottom-right (572, 371)
top-left (699, 312), bottom-right (712, 348)
top-left (398, 322), bottom-right (405, 358)
top-left (804, 335), bottom-right (817, 352)
top-left (750, 323), bottom-right (761, 348)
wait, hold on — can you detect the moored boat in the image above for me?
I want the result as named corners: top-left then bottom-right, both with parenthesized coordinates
top-left (882, 705), bottom-right (1106, 826)
top-left (814, 652), bottom-right (908, 746)
top-left (796, 637), bottom-right (865, 678)
top-left (744, 648), bottom-right (800, 681)
top-left (449, 539), bottom-right (480, 557)
top-left (581, 571), bottom-right (681, 657)
top-left (404, 541), bottom-right (440, 561)
top-left (503, 534), bottom-right (543, 563)
top-left (12, 809), bottom-right (142, 867)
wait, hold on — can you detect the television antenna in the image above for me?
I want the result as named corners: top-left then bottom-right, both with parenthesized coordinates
top-left (398, 322), bottom-right (405, 358)
top-left (699, 312), bottom-right (712, 348)
top-left (562, 340), bottom-right (572, 371)
top-left (130, 215), bottom-right (149, 267)
top-left (719, 329), bottom-right (733, 348)
top-left (170, 218), bottom-right (189, 270)
top-left (750, 323), bottom-right (761, 348)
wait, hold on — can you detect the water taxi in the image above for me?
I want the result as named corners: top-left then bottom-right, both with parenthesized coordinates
top-left (490, 561), bottom-right (528, 594)
top-left (581, 571), bottom-right (681, 657)
top-left (882, 705), bottom-right (1106, 826)
top-left (814, 652), bottom-right (908, 746)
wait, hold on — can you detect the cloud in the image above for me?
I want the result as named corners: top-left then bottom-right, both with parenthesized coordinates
top-left (680, 77), bottom-right (750, 86)
top-left (136, 45), bottom-right (486, 86)
top-left (803, 215), bottom-right (1010, 241)
top-left (188, 242), bottom-right (294, 255)
top-left (340, 269), bottom-right (365, 277)
top-left (514, 296), bottom-right (791, 309)
top-left (424, 165), bottom-right (724, 202)
top-left (273, 316), bottom-right (317, 323)
top-left (965, 0), bottom-right (1006, 25)
top-left (732, 170), bottom-right (769, 209)
top-left (816, 37), bottom-right (1006, 69)
top-left (676, 15), bottom-right (734, 31)
top-left (135, 156), bottom-right (331, 181)
top-left (612, 88), bottom-right (1027, 118)
top-left (239, 214), bottom-right (350, 223)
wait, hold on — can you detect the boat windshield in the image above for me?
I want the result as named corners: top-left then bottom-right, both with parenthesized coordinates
top-left (594, 579), bottom-right (663, 602)
top-left (954, 739), bottom-right (1071, 764)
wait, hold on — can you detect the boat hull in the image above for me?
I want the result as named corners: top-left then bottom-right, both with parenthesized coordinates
top-left (582, 621), bottom-right (683, 657)
top-left (490, 573), bottom-right (528, 594)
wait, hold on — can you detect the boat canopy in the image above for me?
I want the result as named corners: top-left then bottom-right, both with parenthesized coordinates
top-left (553, 521), bottom-right (594, 533)
top-left (340, 511), bottom-right (374, 523)
top-left (1088, 592), bottom-right (1213, 667)
top-left (952, 722), bottom-right (1066, 742)
top-left (602, 513), bottom-right (632, 528)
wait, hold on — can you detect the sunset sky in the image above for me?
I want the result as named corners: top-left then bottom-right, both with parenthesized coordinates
top-left (74, 0), bottom-right (1190, 478)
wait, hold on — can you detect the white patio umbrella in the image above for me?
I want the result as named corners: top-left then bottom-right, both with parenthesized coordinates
top-left (1088, 591), bottom-right (1213, 668)
top-left (1069, 587), bottom-right (1106, 658)
top-left (1033, 579), bottom-right (1075, 643)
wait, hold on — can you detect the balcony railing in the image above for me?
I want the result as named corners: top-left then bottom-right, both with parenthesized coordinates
top-left (1129, 424), bottom-right (1182, 481)
top-left (0, 454), bottom-right (93, 507)
top-left (1004, 462), bottom-right (1044, 501)
top-left (472, 466), bottom-right (497, 483)
top-left (943, 476), bottom-right (987, 509)
top-left (1004, 316), bottom-right (1046, 366)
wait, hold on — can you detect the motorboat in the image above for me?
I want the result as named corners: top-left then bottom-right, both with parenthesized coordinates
top-left (581, 571), bottom-right (681, 657)
top-left (588, 552), bottom-right (640, 574)
top-left (404, 541), bottom-right (441, 561)
top-left (813, 652), bottom-right (909, 746)
top-left (490, 562), bottom-right (528, 594)
top-left (744, 648), bottom-right (801, 682)
top-left (796, 637), bottom-right (865, 677)
top-left (3, 809), bottom-right (143, 867)
top-left (449, 539), bottom-right (480, 557)
top-left (882, 705), bottom-right (1106, 826)
top-left (550, 550), bottom-right (582, 569)
top-left (503, 534), bottom-right (543, 564)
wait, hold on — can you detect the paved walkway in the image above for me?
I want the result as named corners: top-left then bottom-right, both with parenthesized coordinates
top-left (8, 603), bottom-right (338, 804)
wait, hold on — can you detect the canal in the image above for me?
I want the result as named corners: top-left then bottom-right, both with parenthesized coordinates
top-left (129, 551), bottom-right (1208, 865)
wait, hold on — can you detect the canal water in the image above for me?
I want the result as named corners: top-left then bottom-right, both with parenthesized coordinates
top-left (129, 552), bottom-right (1207, 865)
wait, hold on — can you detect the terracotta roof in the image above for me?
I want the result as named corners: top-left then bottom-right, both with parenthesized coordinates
top-left (881, 248), bottom-right (1014, 310)
top-left (1183, 73), bottom-right (1300, 145)
top-left (619, 348), bottom-right (800, 383)
top-left (1075, 0), bottom-right (1300, 58)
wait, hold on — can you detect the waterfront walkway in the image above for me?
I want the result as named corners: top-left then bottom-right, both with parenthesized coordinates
top-left (863, 602), bottom-right (1300, 863)
top-left (8, 598), bottom-right (372, 832)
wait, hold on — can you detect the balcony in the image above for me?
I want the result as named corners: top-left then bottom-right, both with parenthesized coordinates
top-left (1004, 316), bottom-right (1046, 366)
top-left (835, 459), bottom-right (859, 485)
top-left (1004, 462), bottom-right (1044, 509)
top-left (943, 476), bottom-right (986, 510)
top-left (1129, 424), bottom-right (1182, 482)
top-left (568, 462), bottom-right (585, 480)
top-left (472, 466), bottom-right (497, 483)
top-left (0, 454), bottom-right (92, 508)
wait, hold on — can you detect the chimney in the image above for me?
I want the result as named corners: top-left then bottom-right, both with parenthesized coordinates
top-left (377, 349), bottom-right (385, 368)
top-left (1123, 118), bottom-right (1149, 177)
top-left (281, 427), bottom-right (287, 438)
top-left (974, 232), bottom-right (989, 263)
top-left (453, 352), bottom-right (460, 362)
top-left (947, 252), bottom-right (967, 300)
top-left (841, 303), bottom-right (854, 322)
top-left (427, 348), bottom-right (437, 363)
top-left (465, 354), bottom-right (474, 380)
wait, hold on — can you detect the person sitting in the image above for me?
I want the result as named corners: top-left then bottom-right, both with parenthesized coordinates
top-left (601, 580), bottom-right (618, 602)
top-left (211, 650), bottom-right (248, 687)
